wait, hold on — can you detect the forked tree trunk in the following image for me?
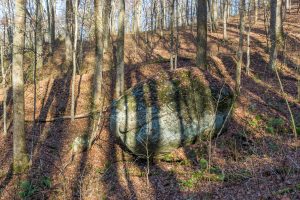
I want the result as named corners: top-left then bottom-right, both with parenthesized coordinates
top-left (116, 0), bottom-right (125, 98)
top-left (236, 0), bottom-right (245, 95)
top-left (196, 0), bottom-right (207, 69)
top-left (12, 0), bottom-right (30, 173)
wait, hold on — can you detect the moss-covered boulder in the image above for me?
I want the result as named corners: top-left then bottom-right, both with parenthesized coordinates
top-left (110, 68), bottom-right (233, 157)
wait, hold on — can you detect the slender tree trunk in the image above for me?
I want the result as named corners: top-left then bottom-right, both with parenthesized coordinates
top-left (94, 0), bottom-right (103, 108)
top-left (46, 0), bottom-right (55, 53)
top-left (1, 45), bottom-right (7, 135)
top-left (36, 0), bottom-right (43, 69)
top-left (196, 0), bottom-right (207, 69)
top-left (263, 0), bottom-right (270, 51)
top-left (297, 46), bottom-right (300, 102)
top-left (134, 0), bottom-right (141, 33)
top-left (186, 0), bottom-right (189, 25)
top-left (170, 0), bottom-right (175, 70)
top-left (246, 0), bottom-right (252, 75)
top-left (298, 55), bottom-right (300, 101)
top-left (211, 0), bottom-right (218, 31)
top-left (175, 0), bottom-right (179, 69)
top-left (159, 0), bottom-right (164, 35)
top-left (254, 0), bottom-right (258, 23)
top-left (93, 0), bottom-right (111, 107)
top-left (236, 0), bottom-right (245, 95)
top-left (71, 0), bottom-right (78, 121)
top-left (207, 0), bottom-right (213, 32)
top-left (79, 0), bottom-right (88, 70)
top-left (116, 0), bottom-right (125, 98)
top-left (33, 0), bottom-right (43, 134)
top-left (65, 0), bottom-right (73, 67)
top-left (286, 0), bottom-right (290, 11)
top-left (12, 0), bottom-right (30, 173)
top-left (223, 0), bottom-right (228, 40)
top-left (102, 0), bottom-right (112, 72)
top-left (50, 0), bottom-right (55, 47)
top-left (269, 0), bottom-right (283, 70)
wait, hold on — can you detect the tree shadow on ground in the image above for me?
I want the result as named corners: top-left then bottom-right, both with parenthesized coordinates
top-left (25, 69), bottom-right (72, 199)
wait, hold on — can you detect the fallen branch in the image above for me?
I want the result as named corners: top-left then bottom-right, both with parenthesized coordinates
top-left (24, 108), bottom-right (109, 123)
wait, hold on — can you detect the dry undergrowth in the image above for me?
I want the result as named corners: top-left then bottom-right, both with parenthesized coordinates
top-left (0, 8), bottom-right (300, 200)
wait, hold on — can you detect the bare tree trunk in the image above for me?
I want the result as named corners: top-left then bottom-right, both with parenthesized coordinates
top-left (223, 0), bottom-right (228, 40)
top-left (33, 0), bottom-right (43, 135)
top-left (285, 0), bottom-right (290, 11)
top-left (211, 0), bottom-right (218, 32)
top-left (50, 0), bottom-right (55, 47)
top-left (93, 0), bottom-right (111, 107)
top-left (134, 0), bottom-right (141, 33)
top-left (170, 0), bottom-right (175, 70)
top-left (71, 0), bottom-right (78, 121)
top-left (1, 45), bottom-right (7, 135)
top-left (36, 0), bottom-right (43, 69)
top-left (116, 0), bottom-right (125, 98)
top-left (254, 0), bottom-right (258, 24)
top-left (246, 0), bottom-right (251, 75)
top-left (196, 0), bottom-right (207, 69)
top-left (186, 0), bottom-right (189, 25)
top-left (263, 0), bottom-right (270, 51)
top-left (175, 0), bottom-right (179, 69)
top-left (94, 0), bottom-right (103, 108)
top-left (46, 0), bottom-right (55, 53)
top-left (159, 0), bottom-right (164, 35)
top-left (298, 57), bottom-right (300, 101)
top-left (269, 0), bottom-right (283, 70)
top-left (65, 0), bottom-right (73, 67)
top-left (79, 0), bottom-right (88, 70)
top-left (207, 0), bottom-right (213, 33)
top-left (236, 0), bottom-right (245, 95)
top-left (12, 0), bottom-right (30, 173)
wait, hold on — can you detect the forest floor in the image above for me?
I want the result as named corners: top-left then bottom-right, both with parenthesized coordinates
top-left (1, 8), bottom-right (300, 200)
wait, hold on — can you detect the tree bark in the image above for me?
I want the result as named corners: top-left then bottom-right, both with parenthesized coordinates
top-left (65, 0), bottom-right (73, 67)
top-left (170, 0), bottom-right (175, 70)
top-left (35, 0), bottom-right (43, 69)
top-left (236, 0), bottom-right (245, 95)
top-left (246, 0), bottom-right (252, 75)
top-left (223, 0), bottom-right (228, 40)
top-left (269, 0), bottom-right (283, 70)
top-left (116, 0), bottom-right (125, 98)
top-left (46, 0), bottom-right (55, 53)
top-left (71, 0), bottom-right (78, 121)
top-left (254, 0), bottom-right (258, 23)
top-left (196, 0), bottom-right (207, 69)
top-left (1, 45), bottom-right (7, 135)
top-left (12, 0), bottom-right (30, 173)
top-left (93, 0), bottom-right (111, 107)
top-left (211, 0), bottom-right (218, 32)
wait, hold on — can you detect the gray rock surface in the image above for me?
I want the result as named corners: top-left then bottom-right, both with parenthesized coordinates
top-left (110, 68), bottom-right (233, 157)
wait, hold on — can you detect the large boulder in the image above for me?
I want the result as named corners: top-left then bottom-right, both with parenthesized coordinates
top-left (110, 68), bottom-right (233, 157)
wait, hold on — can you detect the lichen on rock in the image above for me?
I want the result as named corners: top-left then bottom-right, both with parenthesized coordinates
top-left (110, 67), bottom-right (233, 157)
